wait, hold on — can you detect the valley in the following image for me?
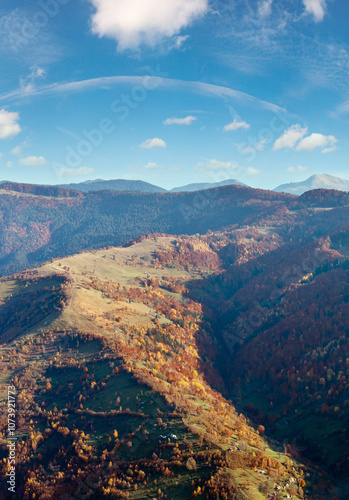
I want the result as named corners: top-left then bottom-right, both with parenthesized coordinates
top-left (0, 183), bottom-right (349, 499)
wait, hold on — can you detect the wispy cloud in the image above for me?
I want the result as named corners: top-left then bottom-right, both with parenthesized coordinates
top-left (164, 115), bottom-right (197, 125)
top-left (302, 0), bottom-right (327, 22)
top-left (142, 162), bottom-right (161, 171)
top-left (235, 138), bottom-right (267, 156)
top-left (215, 1), bottom-right (346, 93)
top-left (0, 8), bottom-right (64, 65)
top-left (0, 109), bottom-right (21, 139)
top-left (258, 0), bottom-right (273, 18)
top-left (224, 119), bottom-right (250, 132)
top-left (56, 166), bottom-right (95, 177)
top-left (244, 167), bottom-right (260, 177)
top-left (139, 138), bottom-right (167, 149)
top-left (0, 76), bottom-right (286, 113)
top-left (287, 165), bottom-right (309, 174)
top-left (335, 99), bottom-right (349, 115)
top-left (321, 145), bottom-right (337, 154)
top-left (88, 0), bottom-right (208, 51)
top-left (198, 159), bottom-right (239, 172)
top-left (19, 65), bottom-right (46, 94)
top-left (11, 141), bottom-right (28, 156)
top-left (11, 146), bottom-right (23, 156)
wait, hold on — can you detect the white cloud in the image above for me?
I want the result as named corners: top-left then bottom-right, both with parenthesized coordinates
top-left (255, 138), bottom-right (267, 151)
top-left (171, 35), bottom-right (189, 49)
top-left (287, 165), bottom-right (309, 174)
top-left (19, 156), bottom-right (48, 166)
top-left (224, 119), bottom-right (250, 131)
top-left (139, 138), bottom-right (167, 149)
top-left (235, 138), bottom-right (266, 155)
top-left (88, 0), bottom-right (208, 51)
top-left (199, 159), bottom-right (240, 172)
top-left (321, 145), bottom-right (337, 154)
top-left (273, 124), bottom-right (308, 150)
top-left (164, 115), bottom-right (197, 125)
top-left (303, 0), bottom-right (327, 22)
top-left (336, 99), bottom-right (349, 115)
top-left (56, 166), bottom-right (95, 177)
top-left (29, 66), bottom-right (46, 79)
top-left (11, 146), bottom-right (23, 156)
top-left (258, 0), bottom-right (273, 18)
top-left (244, 167), bottom-right (260, 177)
top-left (142, 162), bottom-right (161, 170)
top-left (20, 66), bottom-right (46, 93)
top-left (6, 161), bottom-right (13, 169)
top-left (296, 133), bottom-right (337, 152)
top-left (11, 141), bottom-right (28, 157)
top-left (0, 109), bottom-right (21, 139)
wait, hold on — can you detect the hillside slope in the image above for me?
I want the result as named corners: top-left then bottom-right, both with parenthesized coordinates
top-left (0, 182), bottom-right (294, 278)
top-left (0, 236), bottom-right (310, 499)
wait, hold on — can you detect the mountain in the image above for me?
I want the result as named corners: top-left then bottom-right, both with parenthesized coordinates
top-left (57, 178), bottom-right (166, 193)
top-left (0, 236), bottom-right (309, 499)
top-left (1, 182), bottom-right (349, 497)
top-left (0, 182), bottom-right (295, 278)
top-left (171, 179), bottom-right (247, 192)
top-left (56, 178), bottom-right (247, 194)
top-left (274, 174), bottom-right (349, 195)
top-left (0, 181), bottom-right (82, 198)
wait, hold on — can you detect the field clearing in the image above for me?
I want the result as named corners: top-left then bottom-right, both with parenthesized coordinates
top-left (46, 236), bottom-right (191, 286)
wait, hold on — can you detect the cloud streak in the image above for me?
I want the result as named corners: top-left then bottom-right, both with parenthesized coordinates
top-left (164, 115), bottom-right (197, 125)
top-left (0, 75), bottom-right (286, 114)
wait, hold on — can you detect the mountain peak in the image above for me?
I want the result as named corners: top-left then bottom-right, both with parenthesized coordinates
top-left (274, 173), bottom-right (349, 195)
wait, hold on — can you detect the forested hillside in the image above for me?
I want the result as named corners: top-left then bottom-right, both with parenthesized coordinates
top-left (1, 182), bottom-right (349, 498)
top-left (0, 237), bottom-right (311, 500)
top-left (0, 182), bottom-right (294, 278)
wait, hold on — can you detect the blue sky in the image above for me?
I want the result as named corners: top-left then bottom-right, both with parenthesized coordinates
top-left (0, 0), bottom-right (348, 190)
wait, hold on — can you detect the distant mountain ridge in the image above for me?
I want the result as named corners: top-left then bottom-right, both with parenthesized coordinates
top-left (57, 178), bottom-right (166, 193)
top-left (0, 181), bottom-right (82, 198)
top-left (274, 174), bottom-right (349, 195)
top-left (57, 177), bottom-right (247, 193)
top-left (170, 179), bottom-right (247, 192)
